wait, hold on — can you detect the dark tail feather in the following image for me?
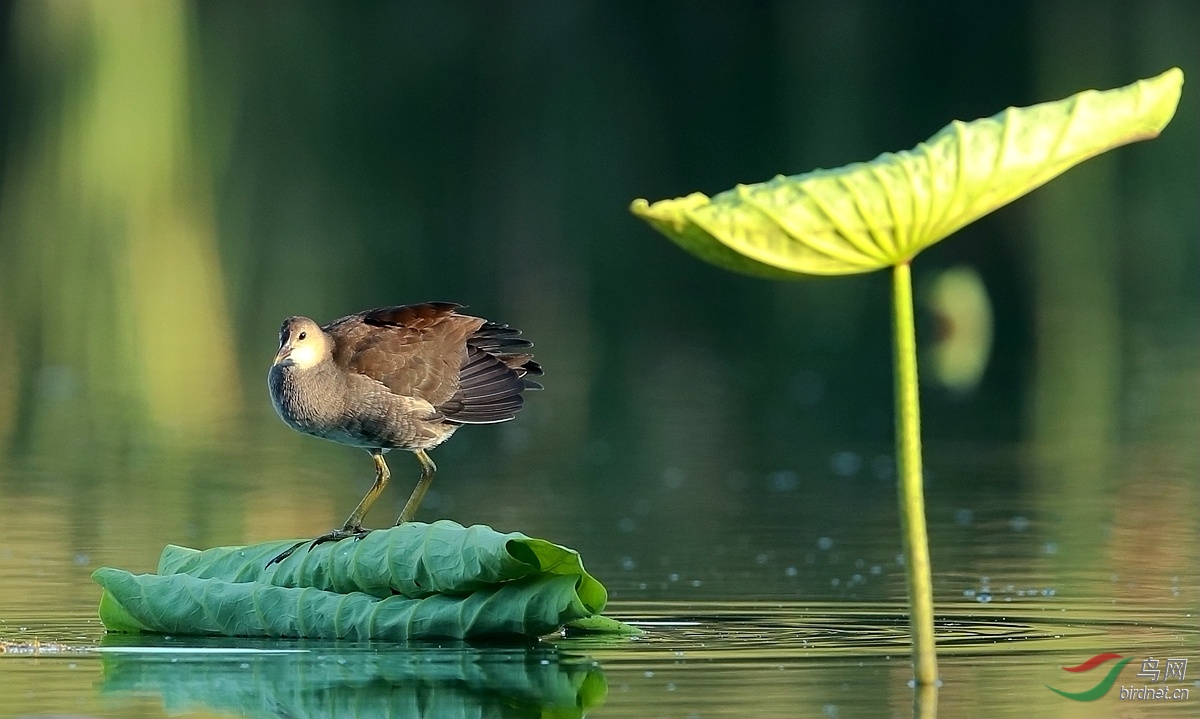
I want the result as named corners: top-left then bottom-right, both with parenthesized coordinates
top-left (495, 353), bottom-right (544, 390)
top-left (468, 322), bottom-right (533, 352)
top-left (440, 346), bottom-right (534, 424)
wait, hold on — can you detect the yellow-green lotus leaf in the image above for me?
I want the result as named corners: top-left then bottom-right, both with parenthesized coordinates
top-left (632, 68), bottom-right (1183, 276)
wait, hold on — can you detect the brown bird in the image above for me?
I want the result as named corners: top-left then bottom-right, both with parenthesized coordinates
top-left (266, 302), bottom-right (541, 564)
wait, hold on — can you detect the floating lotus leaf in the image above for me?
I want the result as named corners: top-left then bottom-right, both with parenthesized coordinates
top-left (631, 68), bottom-right (1183, 276)
top-left (156, 519), bottom-right (606, 611)
top-left (93, 521), bottom-right (637, 640)
top-left (93, 570), bottom-right (594, 640)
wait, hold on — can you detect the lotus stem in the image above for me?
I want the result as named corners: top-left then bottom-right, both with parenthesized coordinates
top-left (892, 260), bottom-right (938, 685)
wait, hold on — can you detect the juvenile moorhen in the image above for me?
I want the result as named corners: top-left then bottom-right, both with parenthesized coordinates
top-left (266, 302), bottom-right (541, 564)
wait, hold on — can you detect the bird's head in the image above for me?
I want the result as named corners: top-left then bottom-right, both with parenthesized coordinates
top-left (273, 316), bottom-right (329, 369)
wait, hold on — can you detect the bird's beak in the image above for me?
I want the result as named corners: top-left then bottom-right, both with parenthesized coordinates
top-left (273, 344), bottom-right (293, 367)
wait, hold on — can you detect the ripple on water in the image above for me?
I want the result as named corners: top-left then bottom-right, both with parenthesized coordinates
top-left (557, 599), bottom-right (1198, 663)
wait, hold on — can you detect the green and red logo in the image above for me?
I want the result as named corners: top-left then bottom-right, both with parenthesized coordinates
top-left (1047, 653), bottom-right (1134, 701)
top-left (1048, 653), bottom-right (1191, 702)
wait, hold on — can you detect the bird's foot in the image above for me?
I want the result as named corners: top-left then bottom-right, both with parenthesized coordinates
top-left (309, 525), bottom-right (372, 549)
top-left (265, 526), bottom-right (372, 567)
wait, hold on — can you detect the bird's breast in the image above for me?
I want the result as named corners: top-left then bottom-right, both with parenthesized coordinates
top-left (268, 363), bottom-right (445, 450)
top-left (269, 363), bottom-right (346, 435)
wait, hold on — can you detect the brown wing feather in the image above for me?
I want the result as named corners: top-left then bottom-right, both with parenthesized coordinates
top-left (325, 303), bottom-right (484, 407)
top-left (325, 302), bottom-right (541, 424)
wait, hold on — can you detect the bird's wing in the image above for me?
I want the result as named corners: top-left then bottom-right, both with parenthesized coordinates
top-left (326, 303), bottom-right (485, 408)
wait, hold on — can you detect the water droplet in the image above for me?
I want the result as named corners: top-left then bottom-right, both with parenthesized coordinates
top-left (768, 470), bottom-right (799, 492)
top-left (755, 553), bottom-right (769, 565)
top-left (668, 573), bottom-right (680, 582)
top-left (831, 451), bottom-right (862, 477)
top-left (977, 593), bottom-right (992, 603)
top-left (1042, 542), bottom-right (1058, 555)
top-left (818, 537), bottom-right (834, 550)
top-left (620, 557), bottom-right (636, 571)
top-left (690, 579), bottom-right (702, 587)
top-left (644, 670), bottom-right (655, 678)
top-left (1009, 516), bottom-right (1029, 532)
top-left (954, 508), bottom-right (973, 525)
top-left (785, 566), bottom-right (798, 577)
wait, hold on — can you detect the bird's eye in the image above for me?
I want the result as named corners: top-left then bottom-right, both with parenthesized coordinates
top-left (298, 331), bottom-right (307, 341)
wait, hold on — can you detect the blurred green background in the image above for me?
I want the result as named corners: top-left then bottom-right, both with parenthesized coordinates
top-left (0, 3), bottom-right (1197, 717)
top-left (0, 0), bottom-right (1195, 590)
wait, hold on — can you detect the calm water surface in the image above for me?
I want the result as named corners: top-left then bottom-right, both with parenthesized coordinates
top-left (1, 413), bottom-right (1196, 717)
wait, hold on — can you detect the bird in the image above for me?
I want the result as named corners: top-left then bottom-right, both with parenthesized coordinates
top-left (265, 302), bottom-right (541, 565)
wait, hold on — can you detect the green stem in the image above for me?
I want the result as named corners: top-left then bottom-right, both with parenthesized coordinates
top-left (892, 261), bottom-right (938, 685)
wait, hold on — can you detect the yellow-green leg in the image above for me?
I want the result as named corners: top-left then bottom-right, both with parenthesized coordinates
top-left (266, 449), bottom-right (391, 567)
top-left (396, 449), bottom-right (436, 524)
top-left (341, 450), bottom-right (391, 530)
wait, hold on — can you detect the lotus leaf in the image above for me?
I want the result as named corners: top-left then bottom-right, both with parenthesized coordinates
top-left (631, 68), bottom-right (1182, 275)
top-left (93, 521), bottom-right (636, 639)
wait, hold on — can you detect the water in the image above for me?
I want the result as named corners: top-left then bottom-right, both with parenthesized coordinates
top-left (2, 425), bottom-right (1196, 717)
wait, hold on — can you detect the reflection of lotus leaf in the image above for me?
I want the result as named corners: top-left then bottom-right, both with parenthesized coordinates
top-left (93, 521), bottom-right (638, 640)
top-left (99, 637), bottom-right (606, 719)
top-left (632, 68), bottom-right (1182, 276)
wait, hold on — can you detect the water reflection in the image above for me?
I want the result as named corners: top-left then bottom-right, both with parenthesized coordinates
top-left (98, 638), bottom-right (605, 719)
top-left (3, 596), bottom-right (1197, 718)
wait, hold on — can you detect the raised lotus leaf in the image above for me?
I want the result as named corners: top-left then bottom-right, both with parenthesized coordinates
top-left (631, 68), bottom-right (1182, 276)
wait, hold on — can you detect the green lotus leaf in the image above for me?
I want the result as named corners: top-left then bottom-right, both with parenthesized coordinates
top-left (562, 613), bottom-right (645, 636)
top-left (93, 522), bottom-right (640, 639)
top-left (631, 67), bottom-right (1183, 276)
top-left (93, 569), bottom-right (593, 640)
top-left (156, 520), bottom-right (606, 613)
